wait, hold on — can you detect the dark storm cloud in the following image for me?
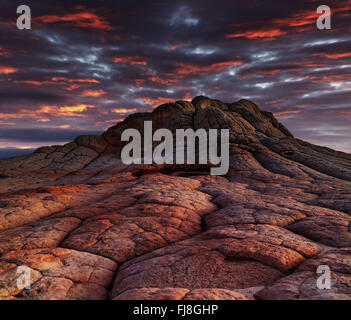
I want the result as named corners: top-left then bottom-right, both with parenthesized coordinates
top-left (0, 87), bottom-right (66, 105)
top-left (0, 0), bottom-right (350, 153)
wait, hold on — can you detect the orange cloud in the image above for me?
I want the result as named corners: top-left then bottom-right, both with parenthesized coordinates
top-left (0, 104), bottom-right (96, 120)
top-left (295, 104), bottom-right (312, 109)
top-left (320, 74), bottom-right (351, 82)
top-left (0, 65), bottom-right (18, 74)
top-left (141, 68), bottom-right (177, 85)
top-left (13, 80), bottom-right (47, 85)
top-left (140, 93), bottom-right (192, 108)
top-left (80, 89), bottom-right (106, 97)
top-left (35, 10), bottom-right (113, 30)
top-left (135, 79), bottom-right (146, 86)
top-left (112, 56), bottom-right (148, 65)
top-left (58, 104), bottom-right (94, 113)
top-left (264, 99), bottom-right (285, 106)
top-left (112, 108), bottom-right (138, 114)
top-left (37, 118), bottom-right (51, 122)
top-left (313, 52), bottom-right (351, 59)
top-left (226, 29), bottom-right (286, 41)
top-left (242, 69), bottom-right (282, 78)
top-left (273, 10), bottom-right (318, 28)
top-left (139, 97), bottom-right (174, 108)
top-left (99, 118), bottom-right (125, 124)
top-left (51, 77), bottom-right (99, 83)
top-left (330, 3), bottom-right (351, 17)
top-left (12, 77), bottom-right (101, 91)
top-left (274, 110), bottom-right (301, 118)
top-left (173, 59), bottom-right (242, 75)
top-left (182, 92), bottom-right (192, 101)
top-left (271, 4), bottom-right (350, 30)
top-left (149, 75), bottom-right (177, 85)
top-left (226, 5), bottom-right (351, 42)
top-left (14, 78), bottom-right (99, 86)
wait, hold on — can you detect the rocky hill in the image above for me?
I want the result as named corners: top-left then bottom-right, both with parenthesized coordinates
top-left (0, 96), bottom-right (350, 300)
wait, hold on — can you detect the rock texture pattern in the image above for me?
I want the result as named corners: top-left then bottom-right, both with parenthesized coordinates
top-left (0, 96), bottom-right (350, 300)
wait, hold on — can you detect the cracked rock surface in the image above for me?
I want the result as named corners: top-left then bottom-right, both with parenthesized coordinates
top-left (0, 96), bottom-right (350, 300)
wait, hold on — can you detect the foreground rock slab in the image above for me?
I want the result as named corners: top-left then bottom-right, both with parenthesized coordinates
top-left (0, 96), bottom-right (350, 300)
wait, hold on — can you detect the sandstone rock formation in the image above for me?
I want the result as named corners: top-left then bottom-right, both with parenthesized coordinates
top-left (0, 96), bottom-right (350, 300)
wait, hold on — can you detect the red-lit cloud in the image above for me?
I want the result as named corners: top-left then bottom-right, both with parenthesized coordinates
top-left (134, 79), bottom-right (146, 87)
top-left (226, 29), bottom-right (287, 41)
top-left (142, 69), bottom-right (177, 85)
top-left (0, 104), bottom-right (96, 120)
top-left (35, 8), bottom-right (113, 30)
top-left (140, 93), bottom-right (191, 108)
top-left (272, 9), bottom-right (319, 28)
top-left (112, 56), bottom-right (148, 65)
top-left (313, 52), bottom-right (351, 59)
top-left (112, 108), bottom-right (138, 114)
top-left (173, 60), bottom-right (242, 75)
top-left (80, 89), bottom-right (106, 97)
top-left (139, 97), bottom-right (173, 108)
top-left (0, 66), bottom-right (18, 74)
top-left (12, 77), bottom-right (101, 91)
top-left (51, 77), bottom-right (99, 83)
top-left (226, 3), bottom-right (351, 42)
top-left (274, 110), bottom-right (302, 118)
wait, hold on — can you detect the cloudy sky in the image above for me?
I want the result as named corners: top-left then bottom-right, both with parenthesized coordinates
top-left (0, 0), bottom-right (350, 158)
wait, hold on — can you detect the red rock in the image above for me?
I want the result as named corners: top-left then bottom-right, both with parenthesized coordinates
top-left (0, 96), bottom-right (350, 300)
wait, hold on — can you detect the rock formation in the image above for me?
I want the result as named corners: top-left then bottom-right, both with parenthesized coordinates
top-left (0, 96), bottom-right (350, 300)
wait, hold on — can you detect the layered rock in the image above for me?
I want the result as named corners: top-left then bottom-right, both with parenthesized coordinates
top-left (0, 96), bottom-right (350, 300)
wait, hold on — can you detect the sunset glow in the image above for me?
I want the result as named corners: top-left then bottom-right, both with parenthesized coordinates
top-left (0, 0), bottom-right (350, 156)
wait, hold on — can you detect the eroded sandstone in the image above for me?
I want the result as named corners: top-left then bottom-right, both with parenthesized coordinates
top-left (0, 96), bottom-right (350, 300)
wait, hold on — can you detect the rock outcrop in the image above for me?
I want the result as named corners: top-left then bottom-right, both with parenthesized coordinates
top-left (0, 96), bottom-right (350, 300)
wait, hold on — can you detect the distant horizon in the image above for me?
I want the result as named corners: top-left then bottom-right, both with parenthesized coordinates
top-left (1, 97), bottom-right (351, 160)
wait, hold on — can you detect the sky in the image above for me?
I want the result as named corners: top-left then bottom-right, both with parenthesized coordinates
top-left (0, 0), bottom-right (350, 158)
